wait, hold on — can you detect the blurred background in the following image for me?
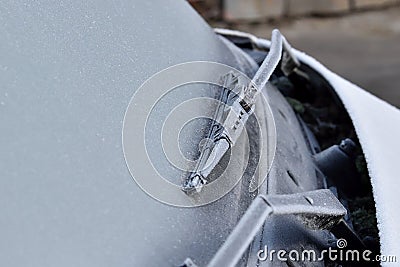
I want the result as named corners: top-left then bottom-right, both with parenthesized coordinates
top-left (189, 0), bottom-right (400, 107)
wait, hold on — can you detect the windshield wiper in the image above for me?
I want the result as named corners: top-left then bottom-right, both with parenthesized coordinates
top-left (183, 29), bottom-right (300, 193)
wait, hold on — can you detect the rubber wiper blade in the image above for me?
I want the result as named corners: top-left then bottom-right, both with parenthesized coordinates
top-left (183, 29), bottom-right (299, 194)
top-left (182, 72), bottom-right (239, 192)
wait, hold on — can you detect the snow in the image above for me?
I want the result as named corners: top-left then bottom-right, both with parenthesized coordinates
top-left (282, 42), bottom-right (400, 262)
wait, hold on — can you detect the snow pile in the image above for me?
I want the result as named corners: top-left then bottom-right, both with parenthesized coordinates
top-left (293, 47), bottom-right (400, 262)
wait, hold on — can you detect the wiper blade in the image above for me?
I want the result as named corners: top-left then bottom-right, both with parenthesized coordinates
top-left (183, 29), bottom-right (299, 193)
top-left (182, 72), bottom-right (239, 192)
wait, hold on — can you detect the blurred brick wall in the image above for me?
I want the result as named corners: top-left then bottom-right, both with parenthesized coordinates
top-left (188, 0), bottom-right (224, 20)
top-left (190, 0), bottom-right (400, 21)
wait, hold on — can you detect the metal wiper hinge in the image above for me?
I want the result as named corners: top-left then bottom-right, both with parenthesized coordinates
top-left (207, 189), bottom-right (346, 267)
top-left (183, 29), bottom-right (300, 194)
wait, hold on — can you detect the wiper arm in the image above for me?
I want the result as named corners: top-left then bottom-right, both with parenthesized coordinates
top-left (183, 29), bottom-right (300, 193)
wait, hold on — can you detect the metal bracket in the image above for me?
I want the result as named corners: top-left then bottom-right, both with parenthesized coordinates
top-left (207, 189), bottom-right (346, 267)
